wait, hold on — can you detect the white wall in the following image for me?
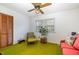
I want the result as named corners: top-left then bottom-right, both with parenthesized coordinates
top-left (0, 5), bottom-right (30, 44)
top-left (28, 16), bottom-right (35, 32)
top-left (31, 8), bottom-right (79, 44)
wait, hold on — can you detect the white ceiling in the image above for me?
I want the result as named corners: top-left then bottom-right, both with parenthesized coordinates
top-left (0, 3), bottom-right (79, 17)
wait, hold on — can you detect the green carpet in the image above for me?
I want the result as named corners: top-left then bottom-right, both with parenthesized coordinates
top-left (0, 42), bottom-right (62, 55)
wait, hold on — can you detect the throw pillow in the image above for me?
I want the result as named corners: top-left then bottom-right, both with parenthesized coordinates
top-left (65, 37), bottom-right (74, 46)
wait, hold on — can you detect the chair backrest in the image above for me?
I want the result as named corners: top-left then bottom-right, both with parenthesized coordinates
top-left (27, 32), bottom-right (35, 39)
top-left (73, 34), bottom-right (79, 50)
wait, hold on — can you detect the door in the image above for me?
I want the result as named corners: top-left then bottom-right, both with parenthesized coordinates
top-left (0, 14), bottom-right (8, 48)
top-left (7, 16), bottom-right (13, 45)
top-left (0, 14), bottom-right (13, 48)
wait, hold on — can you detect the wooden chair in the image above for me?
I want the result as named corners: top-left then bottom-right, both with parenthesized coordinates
top-left (26, 32), bottom-right (37, 44)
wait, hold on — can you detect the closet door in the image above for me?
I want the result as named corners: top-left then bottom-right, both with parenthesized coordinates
top-left (0, 14), bottom-right (2, 48)
top-left (0, 14), bottom-right (8, 48)
top-left (0, 13), bottom-right (13, 48)
top-left (7, 16), bottom-right (13, 45)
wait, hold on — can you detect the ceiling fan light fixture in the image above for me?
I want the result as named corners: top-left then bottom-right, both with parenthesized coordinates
top-left (35, 9), bottom-right (40, 14)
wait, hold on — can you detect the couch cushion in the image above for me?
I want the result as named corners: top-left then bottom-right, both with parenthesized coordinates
top-left (73, 34), bottom-right (79, 50)
top-left (62, 48), bottom-right (79, 55)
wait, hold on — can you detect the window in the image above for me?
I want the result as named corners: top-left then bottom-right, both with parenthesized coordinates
top-left (35, 18), bottom-right (55, 32)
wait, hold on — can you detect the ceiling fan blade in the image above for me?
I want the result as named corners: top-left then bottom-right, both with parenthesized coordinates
top-left (40, 3), bottom-right (52, 8)
top-left (28, 9), bottom-right (35, 12)
top-left (39, 9), bottom-right (44, 14)
top-left (32, 3), bottom-right (41, 6)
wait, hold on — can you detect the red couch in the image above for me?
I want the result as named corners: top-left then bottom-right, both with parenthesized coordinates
top-left (60, 34), bottom-right (79, 55)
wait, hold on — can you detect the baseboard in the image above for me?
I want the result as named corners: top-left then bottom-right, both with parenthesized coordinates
top-left (47, 41), bottom-right (60, 45)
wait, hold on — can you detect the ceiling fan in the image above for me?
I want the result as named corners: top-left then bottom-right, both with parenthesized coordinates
top-left (28, 3), bottom-right (52, 14)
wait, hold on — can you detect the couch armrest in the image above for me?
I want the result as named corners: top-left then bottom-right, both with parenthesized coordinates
top-left (60, 42), bottom-right (73, 49)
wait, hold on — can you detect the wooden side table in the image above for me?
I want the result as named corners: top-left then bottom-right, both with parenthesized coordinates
top-left (40, 37), bottom-right (47, 43)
